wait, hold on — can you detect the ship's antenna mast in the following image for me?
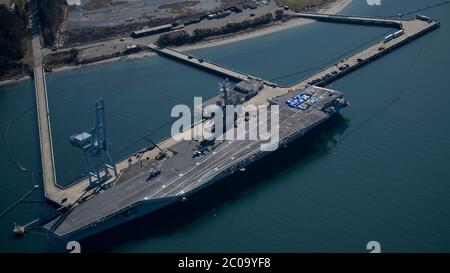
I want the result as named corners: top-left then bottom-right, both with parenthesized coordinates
top-left (219, 78), bottom-right (231, 106)
top-left (219, 78), bottom-right (232, 134)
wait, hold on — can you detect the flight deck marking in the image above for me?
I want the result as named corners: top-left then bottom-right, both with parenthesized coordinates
top-left (160, 102), bottom-right (303, 196)
top-left (176, 105), bottom-right (309, 194)
top-left (160, 102), bottom-right (306, 196)
top-left (147, 140), bottom-right (243, 198)
top-left (143, 140), bottom-right (237, 199)
top-left (159, 118), bottom-right (282, 196)
top-left (183, 144), bottom-right (263, 193)
top-left (151, 98), bottom-right (315, 198)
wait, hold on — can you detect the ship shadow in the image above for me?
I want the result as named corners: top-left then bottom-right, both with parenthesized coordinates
top-left (81, 114), bottom-right (350, 252)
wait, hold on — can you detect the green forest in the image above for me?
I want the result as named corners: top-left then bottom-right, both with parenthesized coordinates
top-left (0, 4), bottom-right (27, 76)
top-left (38, 0), bottom-right (66, 46)
top-left (157, 12), bottom-right (285, 47)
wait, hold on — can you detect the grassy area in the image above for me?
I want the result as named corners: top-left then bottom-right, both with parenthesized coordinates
top-left (43, 49), bottom-right (79, 70)
top-left (20, 36), bottom-right (33, 68)
top-left (84, 0), bottom-right (129, 10)
top-left (158, 13), bottom-right (280, 47)
top-left (85, 0), bottom-right (112, 10)
top-left (159, 1), bottom-right (200, 14)
top-left (279, 0), bottom-right (334, 11)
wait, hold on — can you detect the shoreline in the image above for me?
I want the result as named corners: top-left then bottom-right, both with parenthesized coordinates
top-left (0, 0), bottom-right (351, 87)
top-left (0, 75), bottom-right (32, 87)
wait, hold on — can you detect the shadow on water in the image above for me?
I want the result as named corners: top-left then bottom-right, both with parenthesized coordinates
top-left (73, 114), bottom-right (350, 252)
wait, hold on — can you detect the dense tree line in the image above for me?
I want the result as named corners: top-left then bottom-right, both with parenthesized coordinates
top-left (157, 12), bottom-right (283, 47)
top-left (38, 0), bottom-right (66, 46)
top-left (0, 4), bottom-right (28, 76)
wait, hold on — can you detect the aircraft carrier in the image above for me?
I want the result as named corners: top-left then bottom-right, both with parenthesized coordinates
top-left (44, 85), bottom-right (348, 240)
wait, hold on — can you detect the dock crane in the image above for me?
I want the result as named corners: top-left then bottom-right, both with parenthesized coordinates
top-left (220, 78), bottom-right (235, 133)
top-left (69, 99), bottom-right (117, 188)
top-left (220, 78), bottom-right (231, 107)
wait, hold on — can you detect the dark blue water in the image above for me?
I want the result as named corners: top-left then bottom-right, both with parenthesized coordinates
top-left (0, 0), bottom-right (449, 252)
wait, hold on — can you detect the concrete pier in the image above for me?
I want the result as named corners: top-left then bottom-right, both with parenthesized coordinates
top-left (32, 35), bottom-right (91, 207)
top-left (289, 15), bottom-right (440, 90)
top-left (32, 36), bottom-right (58, 204)
top-left (147, 43), bottom-right (277, 87)
top-left (295, 12), bottom-right (403, 27)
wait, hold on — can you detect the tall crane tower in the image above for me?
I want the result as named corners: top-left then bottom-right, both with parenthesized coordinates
top-left (219, 78), bottom-right (232, 106)
top-left (219, 78), bottom-right (234, 134)
top-left (69, 99), bottom-right (117, 188)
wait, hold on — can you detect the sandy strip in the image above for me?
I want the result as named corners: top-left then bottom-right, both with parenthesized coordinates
top-left (0, 0), bottom-right (352, 87)
top-left (0, 76), bottom-right (31, 87)
top-left (176, 0), bottom-right (352, 52)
